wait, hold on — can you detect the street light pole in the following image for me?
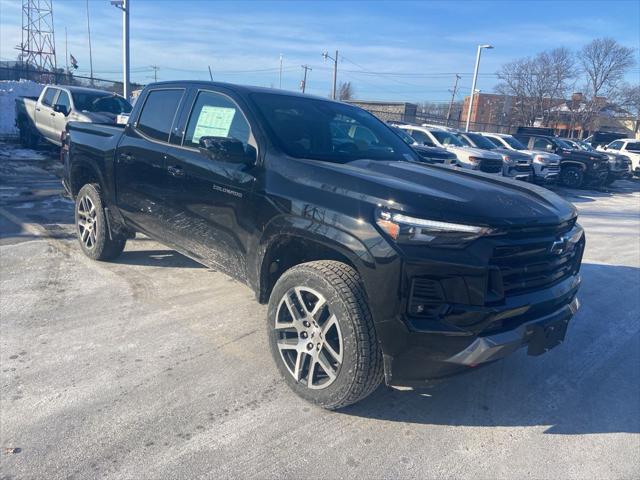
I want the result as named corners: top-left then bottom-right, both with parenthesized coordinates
top-left (465, 44), bottom-right (493, 132)
top-left (111, 0), bottom-right (130, 101)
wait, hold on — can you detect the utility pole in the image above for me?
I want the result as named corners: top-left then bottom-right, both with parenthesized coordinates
top-left (300, 65), bottom-right (312, 93)
top-left (322, 50), bottom-right (338, 100)
top-left (86, 0), bottom-right (94, 85)
top-left (111, 0), bottom-right (130, 101)
top-left (446, 74), bottom-right (461, 126)
top-left (279, 53), bottom-right (283, 89)
top-left (150, 65), bottom-right (159, 82)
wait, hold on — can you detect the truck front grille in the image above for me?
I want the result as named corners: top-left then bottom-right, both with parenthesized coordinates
top-left (479, 158), bottom-right (503, 173)
top-left (490, 231), bottom-right (584, 296)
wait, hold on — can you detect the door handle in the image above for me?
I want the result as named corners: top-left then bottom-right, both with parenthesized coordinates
top-left (36, 107), bottom-right (41, 112)
top-left (118, 152), bottom-right (134, 163)
top-left (167, 165), bottom-right (184, 177)
top-left (50, 112), bottom-right (56, 116)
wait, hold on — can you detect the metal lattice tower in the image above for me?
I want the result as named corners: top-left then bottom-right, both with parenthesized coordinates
top-left (17, 0), bottom-right (57, 71)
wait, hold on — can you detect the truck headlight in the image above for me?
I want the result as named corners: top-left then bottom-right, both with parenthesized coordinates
top-left (375, 209), bottom-right (493, 247)
top-left (501, 154), bottom-right (516, 166)
top-left (533, 155), bottom-right (549, 164)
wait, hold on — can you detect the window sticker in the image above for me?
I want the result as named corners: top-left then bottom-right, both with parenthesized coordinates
top-left (192, 105), bottom-right (236, 142)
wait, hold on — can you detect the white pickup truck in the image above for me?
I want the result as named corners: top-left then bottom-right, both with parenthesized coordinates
top-left (15, 85), bottom-right (132, 147)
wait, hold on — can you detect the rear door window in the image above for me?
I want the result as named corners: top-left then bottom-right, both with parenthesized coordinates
top-left (41, 88), bottom-right (57, 107)
top-left (625, 142), bottom-right (640, 152)
top-left (137, 89), bottom-right (185, 142)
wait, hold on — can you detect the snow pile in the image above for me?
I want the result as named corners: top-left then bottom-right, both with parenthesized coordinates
top-left (0, 80), bottom-right (44, 138)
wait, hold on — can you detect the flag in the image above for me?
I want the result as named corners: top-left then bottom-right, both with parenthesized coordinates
top-left (70, 54), bottom-right (78, 69)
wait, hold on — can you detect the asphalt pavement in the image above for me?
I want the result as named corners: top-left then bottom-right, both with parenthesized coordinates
top-left (0, 140), bottom-right (639, 479)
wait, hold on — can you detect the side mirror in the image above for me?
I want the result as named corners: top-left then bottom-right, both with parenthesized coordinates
top-left (199, 136), bottom-right (256, 164)
top-left (601, 145), bottom-right (607, 150)
top-left (53, 104), bottom-right (69, 115)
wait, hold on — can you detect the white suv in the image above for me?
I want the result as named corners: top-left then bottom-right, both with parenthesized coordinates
top-left (397, 125), bottom-right (504, 174)
top-left (599, 139), bottom-right (640, 176)
top-left (480, 132), bottom-right (561, 184)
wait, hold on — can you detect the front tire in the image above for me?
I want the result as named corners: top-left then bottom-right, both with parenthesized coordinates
top-left (267, 261), bottom-right (383, 410)
top-left (560, 166), bottom-right (584, 188)
top-left (75, 184), bottom-right (126, 261)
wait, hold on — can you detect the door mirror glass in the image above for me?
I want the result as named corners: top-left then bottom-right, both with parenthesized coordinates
top-left (199, 136), bottom-right (256, 164)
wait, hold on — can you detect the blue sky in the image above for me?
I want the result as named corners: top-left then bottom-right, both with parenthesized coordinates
top-left (1, 0), bottom-right (638, 102)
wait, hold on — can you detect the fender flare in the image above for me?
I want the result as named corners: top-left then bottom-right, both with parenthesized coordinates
top-left (560, 161), bottom-right (587, 171)
top-left (251, 214), bottom-right (377, 302)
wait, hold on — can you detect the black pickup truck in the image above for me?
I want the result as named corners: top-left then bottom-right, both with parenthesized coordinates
top-left (514, 132), bottom-right (609, 188)
top-left (63, 81), bottom-right (584, 409)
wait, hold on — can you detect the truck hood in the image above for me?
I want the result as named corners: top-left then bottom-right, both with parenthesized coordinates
top-left (492, 148), bottom-right (531, 161)
top-left (523, 149), bottom-right (561, 161)
top-left (445, 145), bottom-right (503, 159)
top-left (79, 111), bottom-right (119, 124)
top-left (285, 158), bottom-right (576, 228)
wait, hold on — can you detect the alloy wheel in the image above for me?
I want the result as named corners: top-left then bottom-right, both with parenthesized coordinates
top-left (274, 287), bottom-right (343, 390)
top-left (77, 195), bottom-right (97, 249)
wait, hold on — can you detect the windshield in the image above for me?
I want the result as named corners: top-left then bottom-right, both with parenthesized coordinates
top-left (465, 133), bottom-right (498, 149)
top-left (576, 141), bottom-right (594, 151)
top-left (500, 135), bottom-right (526, 150)
top-left (251, 93), bottom-right (418, 162)
top-left (72, 92), bottom-right (132, 114)
top-left (556, 138), bottom-right (574, 149)
top-left (392, 127), bottom-right (417, 146)
top-left (431, 130), bottom-right (465, 147)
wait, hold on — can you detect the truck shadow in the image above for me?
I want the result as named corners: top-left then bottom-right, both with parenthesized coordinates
top-left (115, 249), bottom-right (204, 269)
top-left (341, 263), bottom-right (640, 435)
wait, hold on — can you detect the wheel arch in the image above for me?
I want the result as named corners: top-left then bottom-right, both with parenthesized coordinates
top-left (254, 217), bottom-right (376, 305)
top-left (69, 160), bottom-right (105, 198)
top-left (561, 161), bottom-right (587, 171)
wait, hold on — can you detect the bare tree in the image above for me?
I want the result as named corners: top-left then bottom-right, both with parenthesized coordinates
top-left (616, 83), bottom-right (640, 134)
top-left (338, 81), bottom-right (355, 101)
top-left (577, 38), bottom-right (636, 132)
top-left (496, 48), bottom-right (575, 127)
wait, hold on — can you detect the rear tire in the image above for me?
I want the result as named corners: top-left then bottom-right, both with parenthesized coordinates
top-left (267, 260), bottom-right (383, 410)
top-left (75, 183), bottom-right (126, 261)
top-left (560, 166), bottom-right (584, 188)
top-left (19, 124), bottom-right (39, 149)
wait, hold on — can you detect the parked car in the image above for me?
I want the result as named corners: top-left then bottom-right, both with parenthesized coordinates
top-left (453, 131), bottom-right (533, 181)
top-left (562, 138), bottom-right (632, 185)
top-left (514, 132), bottom-right (609, 188)
top-left (63, 81), bottom-right (584, 409)
top-left (598, 139), bottom-right (640, 177)
top-left (583, 131), bottom-right (628, 149)
top-left (396, 124), bottom-right (504, 174)
top-left (390, 126), bottom-right (457, 166)
top-left (480, 132), bottom-right (560, 184)
top-left (15, 85), bottom-right (132, 147)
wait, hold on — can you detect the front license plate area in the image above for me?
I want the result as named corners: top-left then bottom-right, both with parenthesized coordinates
top-left (526, 316), bottom-right (570, 356)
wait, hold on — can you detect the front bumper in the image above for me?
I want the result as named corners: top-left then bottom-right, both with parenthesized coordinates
top-left (381, 273), bottom-right (581, 387)
top-left (532, 164), bottom-right (560, 183)
top-left (446, 296), bottom-right (578, 366)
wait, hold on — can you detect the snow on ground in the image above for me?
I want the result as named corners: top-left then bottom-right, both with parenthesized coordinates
top-left (0, 140), bottom-right (48, 161)
top-left (0, 80), bottom-right (44, 138)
